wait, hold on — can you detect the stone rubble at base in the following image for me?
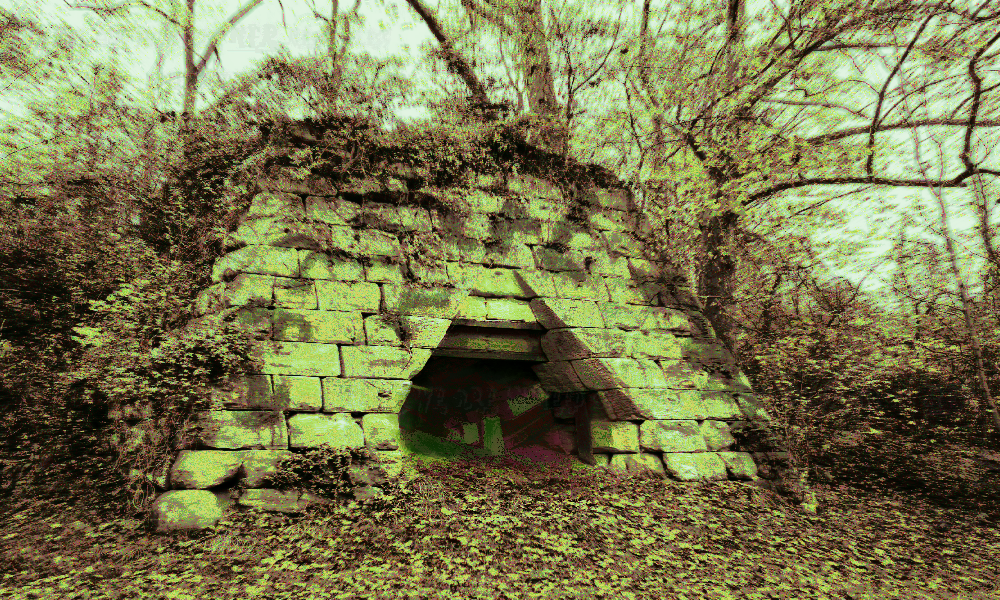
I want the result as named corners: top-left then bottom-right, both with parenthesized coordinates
top-left (149, 166), bottom-right (782, 533)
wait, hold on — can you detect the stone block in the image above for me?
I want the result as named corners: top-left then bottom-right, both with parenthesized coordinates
top-left (395, 206), bottom-right (433, 231)
top-left (341, 346), bottom-right (431, 379)
top-left (170, 450), bottom-right (244, 489)
top-left (601, 231), bottom-right (645, 257)
top-left (212, 246), bottom-right (299, 281)
top-left (591, 420), bottom-right (639, 453)
top-left (326, 225), bottom-right (359, 253)
top-left (361, 202), bottom-right (402, 230)
top-left (573, 358), bottom-right (668, 390)
top-left (483, 243), bottom-right (535, 268)
top-left (273, 278), bottom-right (317, 309)
top-left (529, 298), bottom-right (605, 329)
top-left (597, 389), bottom-right (708, 421)
top-left (660, 361), bottom-right (708, 389)
top-left (402, 316), bottom-right (451, 348)
top-left (315, 280), bottom-right (381, 312)
top-left (533, 246), bottom-right (585, 271)
top-left (639, 420), bottom-right (707, 452)
top-left (627, 331), bottom-right (683, 360)
top-left (587, 251), bottom-right (631, 278)
top-left (272, 375), bottom-right (323, 411)
top-left (230, 307), bottom-right (273, 338)
top-left (365, 314), bottom-right (403, 346)
top-left (717, 451), bottom-right (758, 480)
top-left (151, 490), bottom-right (223, 532)
top-left (239, 449), bottom-right (295, 487)
top-left (227, 218), bottom-right (329, 250)
top-left (626, 258), bottom-right (659, 281)
top-left (209, 375), bottom-right (273, 410)
top-left (663, 452), bottom-right (728, 481)
top-left (441, 236), bottom-right (486, 262)
top-left (541, 328), bottom-right (628, 361)
top-left (463, 189), bottom-right (504, 212)
top-left (245, 191), bottom-right (304, 219)
top-left (191, 410), bottom-right (288, 450)
top-left (513, 270), bottom-right (557, 297)
top-left (288, 413), bottom-right (365, 449)
top-left (362, 413), bottom-right (402, 450)
top-left (259, 341), bottom-right (341, 377)
top-left (448, 264), bottom-right (535, 298)
top-left (323, 377), bottom-right (412, 412)
top-left (456, 295), bottom-right (488, 319)
top-left (601, 278), bottom-right (647, 305)
top-left (238, 489), bottom-right (303, 513)
top-left (409, 261), bottom-right (450, 285)
top-left (505, 218), bottom-right (545, 245)
top-left (434, 211), bottom-right (491, 240)
top-left (598, 303), bottom-right (643, 330)
top-left (551, 272), bottom-right (610, 302)
top-left (531, 361), bottom-right (587, 393)
top-left (297, 251), bottom-right (364, 281)
top-left (305, 196), bottom-right (360, 225)
top-left (700, 420), bottom-right (735, 451)
top-left (272, 309), bottom-right (361, 343)
top-left (701, 392), bottom-right (745, 419)
top-left (587, 210), bottom-right (626, 231)
top-left (538, 424), bottom-right (576, 454)
top-left (485, 298), bottom-right (536, 322)
top-left (638, 307), bottom-right (689, 331)
top-left (383, 284), bottom-right (467, 318)
top-left (609, 453), bottom-right (667, 477)
top-left (223, 274), bottom-right (275, 307)
top-left (546, 222), bottom-right (599, 250)
top-left (355, 229), bottom-right (401, 256)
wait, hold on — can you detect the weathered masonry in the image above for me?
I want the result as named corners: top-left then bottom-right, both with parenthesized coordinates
top-left (149, 135), bottom-right (777, 532)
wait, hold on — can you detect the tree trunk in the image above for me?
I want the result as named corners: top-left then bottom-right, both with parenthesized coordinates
top-left (698, 210), bottom-right (739, 357)
top-left (931, 179), bottom-right (1000, 438)
top-left (514, 0), bottom-right (565, 153)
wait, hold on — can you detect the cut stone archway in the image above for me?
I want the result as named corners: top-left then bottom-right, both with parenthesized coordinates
top-left (150, 159), bottom-right (783, 532)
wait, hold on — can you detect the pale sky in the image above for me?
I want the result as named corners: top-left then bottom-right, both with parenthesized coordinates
top-left (5, 0), bottom-right (998, 309)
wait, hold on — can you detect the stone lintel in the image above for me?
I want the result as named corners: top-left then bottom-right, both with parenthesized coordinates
top-left (341, 346), bottom-right (431, 379)
top-left (572, 358), bottom-right (668, 390)
top-left (529, 298), bottom-right (605, 329)
top-left (323, 378), bottom-right (412, 412)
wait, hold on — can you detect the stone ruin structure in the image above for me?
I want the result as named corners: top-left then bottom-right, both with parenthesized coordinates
top-left (149, 120), bottom-right (780, 532)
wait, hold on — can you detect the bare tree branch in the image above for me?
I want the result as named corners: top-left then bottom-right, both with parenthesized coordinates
top-left (192, 0), bottom-right (266, 78)
top-left (960, 28), bottom-right (1000, 173)
top-left (866, 15), bottom-right (934, 178)
top-left (749, 169), bottom-right (1000, 204)
top-left (405, 0), bottom-right (489, 104)
top-left (807, 118), bottom-right (1000, 145)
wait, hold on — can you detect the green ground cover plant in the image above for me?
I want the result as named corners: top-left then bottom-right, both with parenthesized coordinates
top-left (1, 457), bottom-right (997, 600)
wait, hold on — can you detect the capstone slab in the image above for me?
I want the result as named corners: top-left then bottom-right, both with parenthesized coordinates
top-left (340, 346), bottom-right (431, 379)
top-left (323, 378), bottom-right (412, 412)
